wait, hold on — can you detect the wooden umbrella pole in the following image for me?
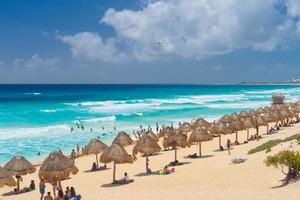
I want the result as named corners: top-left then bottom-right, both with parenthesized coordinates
top-left (96, 153), bottom-right (99, 168)
top-left (113, 162), bottom-right (116, 183)
top-left (174, 147), bottom-right (177, 161)
top-left (219, 135), bottom-right (221, 150)
top-left (199, 142), bottom-right (202, 157)
top-left (145, 154), bottom-right (148, 173)
top-left (247, 129), bottom-right (249, 140)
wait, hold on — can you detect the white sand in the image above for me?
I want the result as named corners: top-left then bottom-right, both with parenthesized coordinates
top-left (1, 123), bottom-right (300, 200)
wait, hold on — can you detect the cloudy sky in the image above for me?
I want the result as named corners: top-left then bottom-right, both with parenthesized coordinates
top-left (1, 0), bottom-right (300, 84)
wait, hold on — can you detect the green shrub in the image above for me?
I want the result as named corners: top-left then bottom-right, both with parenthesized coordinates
top-left (248, 139), bottom-right (282, 154)
top-left (265, 150), bottom-right (300, 185)
top-left (248, 134), bottom-right (300, 154)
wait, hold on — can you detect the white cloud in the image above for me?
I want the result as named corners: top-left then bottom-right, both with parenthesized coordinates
top-left (59, 32), bottom-right (127, 63)
top-left (61, 0), bottom-right (300, 63)
top-left (13, 55), bottom-right (59, 70)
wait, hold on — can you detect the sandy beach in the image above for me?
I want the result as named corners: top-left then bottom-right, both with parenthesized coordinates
top-left (1, 122), bottom-right (300, 200)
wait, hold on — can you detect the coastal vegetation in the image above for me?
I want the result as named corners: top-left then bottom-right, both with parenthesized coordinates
top-left (248, 134), bottom-right (300, 154)
top-left (265, 150), bottom-right (300, 185)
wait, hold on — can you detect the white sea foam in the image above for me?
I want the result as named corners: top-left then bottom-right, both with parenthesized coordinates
top-left (79, 116), bottom-right (117, 123)
top-left (40, 109), bottom-right (60, 113)
top-left (24, 92), bottom-right (42, 96)
top-left (0, 124), bottom-right (70, 140)
top-left (205, 101), bottom-right (269, 109)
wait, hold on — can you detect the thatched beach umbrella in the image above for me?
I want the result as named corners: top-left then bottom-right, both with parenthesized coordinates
top-left (133, 135), bottom-right (161, 173)
top-left (113, 131), bottom-right (134, 146)
top-left (100, 144), bottom-right (133, 183)
top-left (178, 122), bottom-right (192, 135)
top-left (0, 167), bottom-right (16, 188)
top-left (242, 118), bottom-right (255, 140)
top-left (239, 110), bottom-right (249, 119)
top-left (255, 115), bottom-right (268, 135)
top-left (219, 115), bottom-right (232, 124)
top-left (231, 112), bottom-right (239, 120)
top-left (145, 130), bottom-right (159, 142)
top-left (159, 126), bottom-right (175, 137)
top-left (210, 122), bottom-right (230, 149)
top-left (188, 127), bottom-right (213, 157)
top-left (256, 107), bottom-right (265, 114)
top-left (249, 109), bottom-right (258, 117)
top-left (228, 120), bottom-right (244, 143)
top-left (84, 138), bottom-right (108, 167)
top-left (39, 151), bottom-right (78, 185)
top-left (4, 156), bottom-right (36, 191)
top-left (192, 118), bottom-right (211, 129)
top-left (166, 132), bottom-right (190, 162)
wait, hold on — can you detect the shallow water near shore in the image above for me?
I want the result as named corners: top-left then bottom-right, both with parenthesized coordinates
top-left (0, 84), bottom-right (300, 164)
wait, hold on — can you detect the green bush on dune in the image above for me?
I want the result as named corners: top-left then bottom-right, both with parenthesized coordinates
top-left (248, 134), bottom-right (300, 154)
top-left (265, 150), bottom-right (300, 185)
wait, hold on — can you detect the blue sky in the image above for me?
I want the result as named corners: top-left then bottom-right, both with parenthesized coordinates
top-left (1, 0), bottom-right (300, 84)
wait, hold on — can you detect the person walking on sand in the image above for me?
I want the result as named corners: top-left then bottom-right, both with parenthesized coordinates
top-left (71, 149), bottom-right (76, 164)
top-left (227, 139), bottom-right (231, 155)
top-left (76, 144), bottom-right (80, 154)
top-left (39, 178), bottom-right (46, 200)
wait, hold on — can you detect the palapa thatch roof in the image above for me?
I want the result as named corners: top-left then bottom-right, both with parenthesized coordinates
top-left (239, 110), bottom-right (249, 118)
top-left (145, 130), bottom-right (159, 142)
top-left (38, 151), bottom-right (78, 182)
top-left (242, 118), bottom-right (255, 129)
top-left (255, 115), bottom-right (268, 126)
top-left (189, 127), bottom-right (213, 143)
top-left (159, 126), bottom-right (175, 137)
top-left (219, 115), bottom-right (232, 124)
top-left (132, 135), bottom-right (161, 155)
top-left (166, 132), bottom-right (190, 148)
top-left (112, 131), bottom-right (134, 146)
top-left (84, 138), bottom-right (108, 154)
top-left (4, 156), bottom-right (36, 176)
top-left (210, 122), bottom-right (230, 136)
top-left (228, 120), bottom-right (244, 132)
top-left (0, 167), bottom-right (16, 188)
top-left (100, 143), bottom-right (133, 164)
top-left (192, 118), bottom-right (211, 129)
top-left (178, 122), bottom-right (192, 133)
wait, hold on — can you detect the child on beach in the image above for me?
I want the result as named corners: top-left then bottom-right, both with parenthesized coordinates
top-left (39, 178), bottom-right (46, 200)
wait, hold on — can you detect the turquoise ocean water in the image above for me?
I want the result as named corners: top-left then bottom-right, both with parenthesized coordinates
top-left (0, 84), bottom-right (300, 164)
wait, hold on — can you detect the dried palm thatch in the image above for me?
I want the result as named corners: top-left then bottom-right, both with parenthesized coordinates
top-left (0, 167), bottom-right (16, 188)
top-left (192, 118), bottom-right (211, 129)
top-left (112, 131), bottom-right (134, 146)
top-left (145, 130), bottom-right (159, 142)
top-left (219, 115), bottom-right (232, 124)
top-left (239, 110), bottom-right (249, 118)
top-left (178, 122), bottom-right (192, 133)
top-left (166, 132), bottom-right (190, 162)
top-left (39, 151), bottom-right (78, 183)
top-left (84, 138), bottom-right (108, 167)
top-left (189, 127), bottom-right (213, 156)
top-left (242, 118), bottom-right (255, 140)
top-left (159, 126), bottom-right (175, 137)
top-left (132, 135), bottom-right (161, 172)
top-left (210, 122), bottom-right (230, 149)
top-left (3, 156), bottom-right (35, 191)
top-left (4, 156), bottom-right (36, 176)
top-left (100, 144), bottom-right (133, 183)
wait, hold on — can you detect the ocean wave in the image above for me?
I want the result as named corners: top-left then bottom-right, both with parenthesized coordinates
top-left (24, 92), bottom-right (42, 96)
top-left (205, 101), bottom-right (269, 109)
top-left (40, 109), bottom-right (60, 113)
top-left (246, 88), bottom-right (300, 95)
top-left (0, 124), bottom-right (70, 140)
top-left (77, 116), bottom-right (117, 123)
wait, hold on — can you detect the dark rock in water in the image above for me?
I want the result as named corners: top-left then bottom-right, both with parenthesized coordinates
top-left (102, 133), bottom-right (107, 136)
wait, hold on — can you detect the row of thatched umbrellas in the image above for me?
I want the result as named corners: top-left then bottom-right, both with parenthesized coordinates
top-left (1, 101), bottom-right (300, 190)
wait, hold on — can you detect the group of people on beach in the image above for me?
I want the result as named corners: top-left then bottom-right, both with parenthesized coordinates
top-left (39, 178), bottom-right (80, 200)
